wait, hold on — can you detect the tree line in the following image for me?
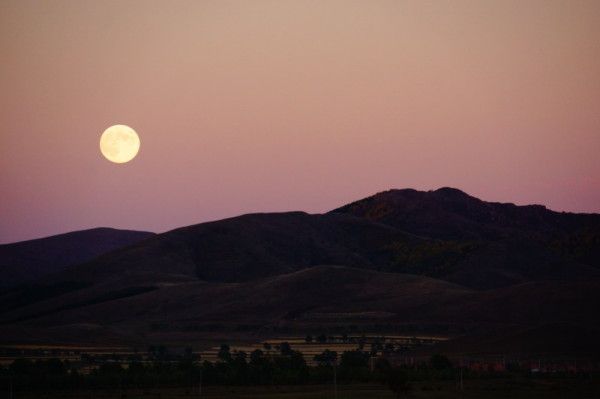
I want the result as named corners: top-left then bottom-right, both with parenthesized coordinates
top-left (1, 342), bottom-right (591, 396)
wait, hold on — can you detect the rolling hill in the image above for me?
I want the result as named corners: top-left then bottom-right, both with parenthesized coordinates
top-left (0, 228), bottom-right (154, 289)
top-left (0, 188), bottom-right (599, 355)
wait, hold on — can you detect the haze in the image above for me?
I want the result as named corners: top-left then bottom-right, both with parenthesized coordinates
top-left (1, 0), bottom-right (599, 243)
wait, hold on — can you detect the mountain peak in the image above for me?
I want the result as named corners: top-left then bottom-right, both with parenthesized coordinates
top-left (433, 186), bottom-right (471, 198)
top-left (329, 187), bottom-right (563, 239)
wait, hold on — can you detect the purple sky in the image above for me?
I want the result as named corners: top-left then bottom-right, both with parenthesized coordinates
top-left (1, 0), bottom-right (599, 244)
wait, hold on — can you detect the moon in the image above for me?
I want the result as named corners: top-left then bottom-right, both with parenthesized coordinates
top-left (100, 125), bottom-right (140, 163)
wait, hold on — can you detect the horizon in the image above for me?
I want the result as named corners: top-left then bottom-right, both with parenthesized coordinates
top-left (2, 0), bottom-right (599, 244)
top-left (2, 185), bottom-right (596, 245)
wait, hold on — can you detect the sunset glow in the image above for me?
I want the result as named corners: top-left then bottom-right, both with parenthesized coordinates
top-left (1, 0), bottom-right (599, 243)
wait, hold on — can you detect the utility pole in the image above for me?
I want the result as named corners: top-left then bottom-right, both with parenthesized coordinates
top-left (333, 361), bottom-right (338, 399)
top-left (198, 368), bottom-right (203, 397)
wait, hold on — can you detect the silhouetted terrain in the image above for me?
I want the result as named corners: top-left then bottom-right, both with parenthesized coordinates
top-left (0, 188), bottom-right (599, 356)
top-left (331, 188), bottom-right (600, 287)
top-left (0, 228), bottom-right (154, 289)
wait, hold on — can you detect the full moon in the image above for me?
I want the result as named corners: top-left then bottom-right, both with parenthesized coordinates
top-left (99, 125), bottom-right (140, 163)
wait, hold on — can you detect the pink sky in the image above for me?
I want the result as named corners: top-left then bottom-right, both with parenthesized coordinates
top-left (1, 0), bottom-right (599, 243)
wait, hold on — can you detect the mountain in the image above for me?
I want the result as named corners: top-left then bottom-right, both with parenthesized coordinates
top-left (0, 188), bottom-right (599, 354)
top-left (0, 228), bottom-right (154, 289)
top-left (34, 189), bottom-right (600, 290)
top-left (40, 211), bottom-right (422, 286)
top-left (331, 187), bottom-right (600, 242)
top-left (331, 188), bottom-right (600, 287)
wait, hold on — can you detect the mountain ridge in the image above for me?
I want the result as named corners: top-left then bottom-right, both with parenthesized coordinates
top-left (0, 188), bottom-right (599, 351)
top-left (0, 228), bottom-right (155, 288)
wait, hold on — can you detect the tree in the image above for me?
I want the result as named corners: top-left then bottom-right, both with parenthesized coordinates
top-left (430, 354), bottom-right (452, 370)
top-left (374, 357), bottom-right (392, 374)
top-left (10, 358), bottom-right (34, 375)
top-left (128, 360), bottom-right (145, 375)
top-left (250, 349), bottom-right (265, 366)
top-left (358, 334), bottom-right (367, 350)
top-left (305, 334), bottom-right (313, 343)
top-left (184, 346), bottom-right (194, 360)
top-left (339, 350), bottom-right (369, 369)
top-left (279, 342), bottom-right (292, 356)
top-left (232, 351), bottom-right (248, 382)
top-left (386, 367), bottom-right (412, 399)
top-left (369, 343), bottom-right (375, 356)
top-left (97, 362), bottom-right (123, 375)
top-left (217, 344), bottom-right (232, 362)
top-left (38, 358), bottom-right (66, 376)
top-left (234, 351), bottom-right (247, 364)
top-left (314, 350), bottom-right (338, 366)
top-left (148, 344), bottom-right (168, 360)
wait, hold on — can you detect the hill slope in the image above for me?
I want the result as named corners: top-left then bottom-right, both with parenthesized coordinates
top-left (1, 265), bottom-right (598, 349)
top-left (36, 189), bottom-right (600, 290)
top-left (0, 188), bottom-right (599, 353)
top-left (0, 228), bottom-right (154, 288)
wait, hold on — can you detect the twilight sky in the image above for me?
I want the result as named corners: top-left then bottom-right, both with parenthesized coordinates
top-left (1, 0), bottom-right (599, 243)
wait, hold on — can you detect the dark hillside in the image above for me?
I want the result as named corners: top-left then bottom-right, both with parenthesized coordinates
top-left (0, 228), bottom-right (154, 288)
top-left (0, 188), bottom-right (598, 354)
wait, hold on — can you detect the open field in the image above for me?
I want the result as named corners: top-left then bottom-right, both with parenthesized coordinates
top-left (0, 334), bottom-right (447, 368)
top-left (6, 379), bottom-right (600, 399)
top-left (200, 335), bottom-right (446, 365)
